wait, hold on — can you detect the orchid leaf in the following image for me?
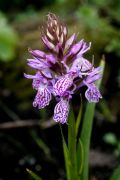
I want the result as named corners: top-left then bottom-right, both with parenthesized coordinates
top-left (76, 95), bottom-right (83, 137)
top-left (68, 106), bottom-right (77, 180)
top-left (59, 124), bottom-right (71, 180)
top-left (63, 135), bottom-right (71, 180)
top-left (76, 138), bottom-right (84, 178)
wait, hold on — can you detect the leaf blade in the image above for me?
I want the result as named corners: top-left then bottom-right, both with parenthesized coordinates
top-left (75, 95), bottom-right (83, 137)
top-left (68, 106), bottom-right (77, 180)
top-left (26, 168), bottom-right (42, 180)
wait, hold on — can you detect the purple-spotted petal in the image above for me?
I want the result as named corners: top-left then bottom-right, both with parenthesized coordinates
top-left (32, 79), bottom-right (41, 90)
top-left (53, 75), bottom-right (74, 96)
top-left (85, 85), bottom-right (102, 102)
top-left (24, 72), bottom-right (43, 90)
top-left (53, 99), bottom-right (70, 124)
top-left (33, 87), bottom-right (52, 109)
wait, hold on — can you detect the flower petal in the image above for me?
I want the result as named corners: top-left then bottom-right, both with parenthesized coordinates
top-left (65, 33), bottom-right (77, 50)
top-left (29, 49), bottom-right (46, 59)
top-left (24, 71), bottom-right (42, 79)
top-left (33, 87), bottom-right (52, 109)
top-left (53, 99), bottom-right (70, 124)
top-left (70, 57), bottom-right (92, 73)
top-left (53, 74), bottom-right (74, 96)
top-left (46, 54), bottom-right (56, 64)
top-left (85, 85), bottom-right (102, 102)
top-left (32, 79), bottom-right (41, 90)
top-left (84, 67), bottom-right (102, 84)
top-left (70, 39), bottom-right (84, 55)
top-left (27, 58), bottom-right (50, 70)
top-left (77, 41), bottom-right (91, 56)
top-left (24, 72), bottom-right (43, 90)
top-left (42, 35), bottom-right (55, 50)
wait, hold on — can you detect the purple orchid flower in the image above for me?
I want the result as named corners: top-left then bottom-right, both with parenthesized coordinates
top-left (24, 13), bottom-right (102, 124)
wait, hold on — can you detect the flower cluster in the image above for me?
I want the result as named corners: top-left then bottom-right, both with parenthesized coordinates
top-left (24, 13), bottom-right (102, 124)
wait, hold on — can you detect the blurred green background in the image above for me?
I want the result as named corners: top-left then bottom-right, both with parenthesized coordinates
top-left (0, 0), bottom-right (120, 179)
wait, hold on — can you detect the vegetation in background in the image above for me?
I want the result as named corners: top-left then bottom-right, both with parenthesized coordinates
top-left (0, 12), bottom-right (18, 61)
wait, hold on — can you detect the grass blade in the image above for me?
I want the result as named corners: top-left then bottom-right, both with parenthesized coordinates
top-left (76, 95), bottom-right (83, 137)
top-left (63, 136), bottom-right (71, 180)
top-left (77, 138), bottom-right (84, 178)
top-left (26, 168), bottom-right (42, 180)
top-left (59, 125), bottom-right (71, 180)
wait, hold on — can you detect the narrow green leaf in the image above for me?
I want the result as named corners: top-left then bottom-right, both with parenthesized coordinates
top-left (77, 138), bottom-right (84, 177)
top-left (110, 166), bottom-right (120, 180)
top-left (68, 106), bottom-right (77, 180)
top-left (63, 137), bottom-right (71, 180)
top-left (79, 59), bottom-right (105, 180)
top-left (59, 125), bottom-right (71, 180)
top-left (76, 95), bottom-right (83, 137)
top-left (26, 168), bottom-right (42, 180)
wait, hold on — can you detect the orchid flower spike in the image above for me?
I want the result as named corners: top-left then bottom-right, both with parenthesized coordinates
top-left (24, 13), bottom-right (102, 124)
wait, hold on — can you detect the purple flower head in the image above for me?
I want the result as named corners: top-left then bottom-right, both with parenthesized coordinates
top-left (24, 13), bottom-right (102, 124)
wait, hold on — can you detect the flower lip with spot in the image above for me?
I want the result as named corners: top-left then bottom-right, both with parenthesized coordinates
top-left (85, 84), bottom-right (102, 103)
top-left (33, 85), bottom-right (52, 109)
top-left (53, 98), bottom-right (70, 124)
